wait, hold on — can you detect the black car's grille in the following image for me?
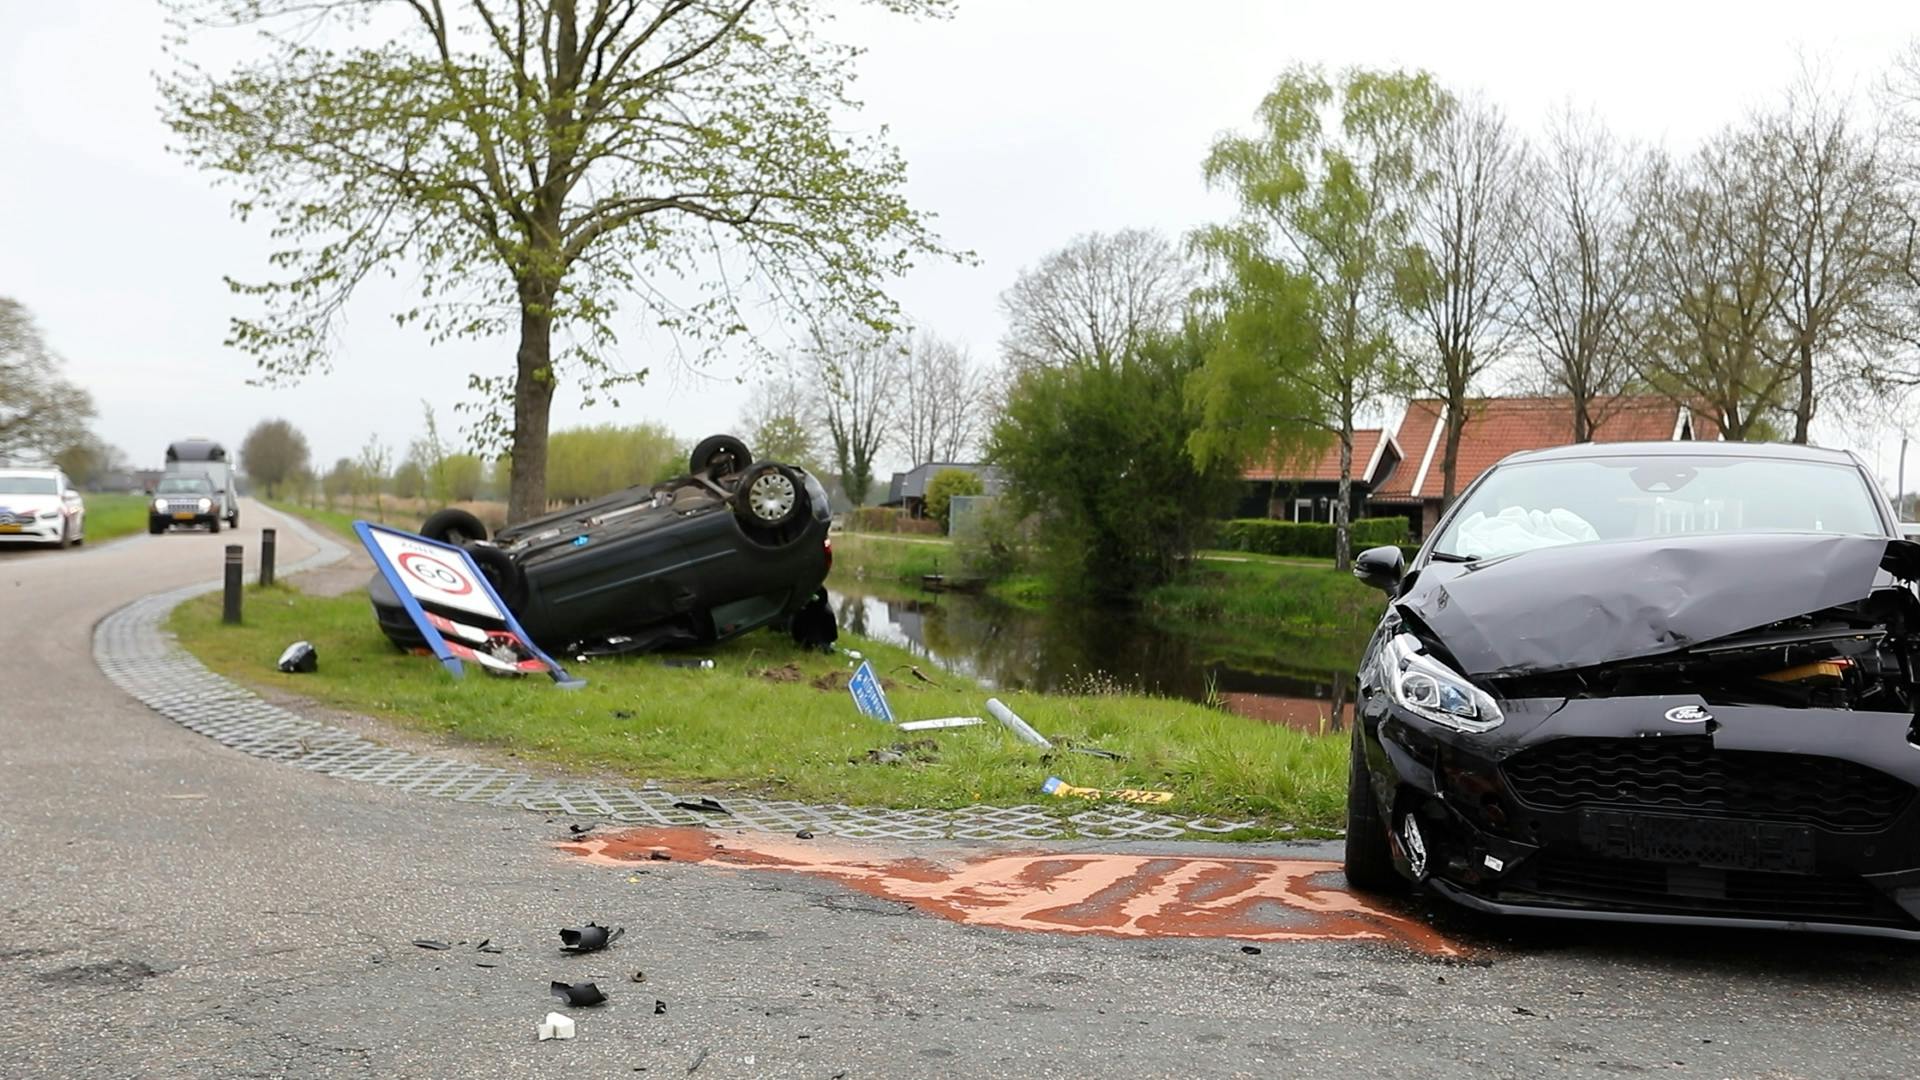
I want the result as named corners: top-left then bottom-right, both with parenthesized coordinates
top-left (1518, 853), bottom-right (1904, 925)
top-left (1501, 737), bottom-right (1913, 831)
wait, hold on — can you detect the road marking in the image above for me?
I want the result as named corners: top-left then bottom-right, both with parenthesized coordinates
top-left (560, 827), bottom-right (1461, 956)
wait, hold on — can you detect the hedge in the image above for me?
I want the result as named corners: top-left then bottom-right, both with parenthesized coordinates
top-left (845, 507), bottom-right (943, 535)
top-left (1214, 516), bottom-right (1411, 558)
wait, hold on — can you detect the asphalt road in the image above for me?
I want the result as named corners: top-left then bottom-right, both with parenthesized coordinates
top-left (3, 502), bottom-right (1920, 1078)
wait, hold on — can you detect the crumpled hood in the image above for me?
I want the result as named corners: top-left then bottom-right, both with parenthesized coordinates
top-left (1396, 532), bottom-right (1920, 678)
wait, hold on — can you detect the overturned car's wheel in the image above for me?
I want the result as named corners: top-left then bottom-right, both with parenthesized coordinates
top-left (733, 462), bottom-right (804, 531)
top-left (464, 543), bottom-right (527, 610)
top-left (689, 434), bottom-right (752, 479)
top-left (420, 508), bottom-right (488, 546)
top-left (1343, 724), bottom-right (1403, 893)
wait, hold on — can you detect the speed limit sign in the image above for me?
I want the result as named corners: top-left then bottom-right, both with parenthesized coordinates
top-left (369, 530), bottom-right (508, 620)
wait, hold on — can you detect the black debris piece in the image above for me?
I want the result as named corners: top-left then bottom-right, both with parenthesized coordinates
top-left (476, 962), bottom-right (497, 969)
top-left (477, 941), bottom-right (504, 955)
top-left (559, 923), bottom-right (625, 953)
top-left (630, 970), bottom-right (647, 983)
top-left (648, 850), bottom-right (672, 862)
top-left (1513, 1006), bottom-right (1537, 1017)
top-left (653, 999), bottom-right (668, 1015)
top-left (569, 823), bottom-right (596, 835)
top-left (1067, 746), bottom-right (1125, 761)
top-left (687, 1048), bottom-right (710, 1075)
top-left (411, 939), bottom-right (452, 951)
top-left (672, 797), bottom-right (730, 815)
top-left (276, 641), bottom-right (318, 674)
top-left (795, 829), bottom-right (814, 840)
top-left (613, 709), bottom-right (635, 720)
top-left (1239, 945), bottom-right (1262, 955)
top-left (551, 980), bottom-right (608, 1007)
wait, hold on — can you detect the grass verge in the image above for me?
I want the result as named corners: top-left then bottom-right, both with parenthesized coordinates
top-left (85, 494), bottom-right (155, 544)
top-left (168, 584), bottom-right (1347, 834)
top-left (1142, 559), bottom-right (1382, 675)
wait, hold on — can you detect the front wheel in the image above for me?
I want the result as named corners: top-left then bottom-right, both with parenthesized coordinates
top-left (209, 518), bottom-right (221, 534)
top-left (1343, 723), bottom-right (1402, 893)
top-left (420, 508), bottom-right (488, 546)
top-left (689, 434), bottom-right (752, 479)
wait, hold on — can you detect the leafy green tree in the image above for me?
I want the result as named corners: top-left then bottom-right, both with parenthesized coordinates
top-left (546, 423), bottom-right (680, 502)
top-left (1, 297), bottom-right (93, 458)
top-left (1192, 66), bottom-right (1446, 570)
top-left (989, 322), bottom-right (1240, 599)
top-left (923, 468), bottom-right (984, 530)
top-left (738, 377), bottom-right (823, 472)
top-left (320, 457), bottom-right (357, 512)
top-left (442, 453), bottom-right (486, 502)
top-left (390, 460), bottom-right (426, 499)
top-left (240, 418), bottom-right (311, 499)
top-left (163, 0), bottom-right (958, 524)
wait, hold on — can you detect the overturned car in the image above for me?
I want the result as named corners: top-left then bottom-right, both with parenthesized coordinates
top-left (1346, 441), bottom-right (1920, 939)
top-left (369, 435), bottom-right (836, 657)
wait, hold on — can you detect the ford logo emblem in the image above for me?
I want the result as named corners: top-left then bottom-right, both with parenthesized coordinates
top-left (1664, 704), bottom-right (1713, 725)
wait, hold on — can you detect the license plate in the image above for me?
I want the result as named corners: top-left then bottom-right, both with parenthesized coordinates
top-left (0, 524), bottom-right (20, 533)
top-left (173, 512), bottom-right (196, 521)
top-left (1579, 810), bottom-right (1814, 873)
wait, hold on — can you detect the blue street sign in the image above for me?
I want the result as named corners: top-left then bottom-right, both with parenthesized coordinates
top-left (847, 660), bottom-right (894, 723)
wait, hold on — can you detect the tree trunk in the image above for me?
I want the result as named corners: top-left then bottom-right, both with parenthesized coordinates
top-left (1334, 423), bottom-right (1354, 573)
top-left (1440, 400), bottom-right (1464, 508)
top-left (1792, 339), bottom-right (1814, 444)
top-left (507, 291), bottom-right (557, 525)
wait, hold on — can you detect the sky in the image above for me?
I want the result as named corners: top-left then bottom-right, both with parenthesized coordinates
top-left (3, 0), bottom-right (1919, 486)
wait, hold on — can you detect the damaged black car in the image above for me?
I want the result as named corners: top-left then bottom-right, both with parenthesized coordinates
top-left (1346, 441), bottom-right (1920, 939)
top-left (369, 434), bottom-right (836, 657)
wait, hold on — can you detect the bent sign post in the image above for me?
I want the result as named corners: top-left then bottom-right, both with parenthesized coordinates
top-left (355, 521), bottom-right (583, 688)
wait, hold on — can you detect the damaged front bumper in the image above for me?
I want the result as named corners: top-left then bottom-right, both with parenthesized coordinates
top-left (1360, 693), bottom-right (1920, 937)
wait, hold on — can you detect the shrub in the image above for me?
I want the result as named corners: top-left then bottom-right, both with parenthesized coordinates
top-left (1214, 516), bottom-right (1409, 559)
top-left (924, 468), bottom-right (985, 531)
top-left (845, 507), bottom-right (941, 534)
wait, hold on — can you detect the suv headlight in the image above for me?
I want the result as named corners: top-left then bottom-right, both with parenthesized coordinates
top-left (198, 497), bottom-right (212, 512)
top-left (1379, 633), bottom-right (1504, 732)
top-left (153, 498), bottom-right (167, 512)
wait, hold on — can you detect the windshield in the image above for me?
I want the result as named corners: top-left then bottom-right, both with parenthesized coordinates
top-left (157, 477), bottom-right (212, 495)
top-left (1432, 455), bottom-right (1885, 561)
top-left (0, 476), bottom-right (59, 496)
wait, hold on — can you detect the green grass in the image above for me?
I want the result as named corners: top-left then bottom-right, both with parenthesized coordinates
top-left (85, 494), bottom-right (157, 544)
top-left (265, 500), bottom-right (403, 543)
top-left (827, 533), bottom-right (953, 586)
top-left (167, 584), bottom-right (1348, 833)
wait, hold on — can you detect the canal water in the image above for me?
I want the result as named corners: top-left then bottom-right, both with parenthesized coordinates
top-left (828, 585), bottom-right (1357, 732)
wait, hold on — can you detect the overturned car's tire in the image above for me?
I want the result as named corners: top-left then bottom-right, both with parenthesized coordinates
top-left (420, 508), bottom-right (488, 546)
top-left (464, 543), bottom-right (527, 611)
top-left (1343, 724), bottom-right (1403, 894)
top-left (733, 462), bottom-right (805, 532)
top-left (689, 434), bottom-right (752, 479)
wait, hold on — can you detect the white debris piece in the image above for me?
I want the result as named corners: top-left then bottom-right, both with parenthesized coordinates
top-left (899, 716), bottom-right (986, 732)
top-left (986, 698), bottom-right (1052, 749)
top-left (538, 1012), bottom-right (576, 1041)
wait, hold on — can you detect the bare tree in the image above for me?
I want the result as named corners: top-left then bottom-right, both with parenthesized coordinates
top-left (898, 332), bottom-right (986, 465)
top-left (1757, 79), bottom-right (1907, 441)
top-left (1639, 138), bottom-right (1797, 440)
top-left (1398, 92), bottom-right (1525, 504)
top-left (738, 375), bottom-right (821, 472)
top-left (0, 297), bottom-right (93, 458)
top-left (999, 229), bottom-right (1192, 371)
top-left (809, 325), bottom-right (901, 506)
top-left (1516, 107), bottom-right (1653, 442)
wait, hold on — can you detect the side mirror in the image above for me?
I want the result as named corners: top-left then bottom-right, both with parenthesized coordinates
top-left (63, 488), bottom-right (79, 500)
top-left (1353, 545), bottom-right (1405, 593)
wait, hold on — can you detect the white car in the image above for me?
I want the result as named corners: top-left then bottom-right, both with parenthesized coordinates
top-left (0, 467), bottom-right (86, 548)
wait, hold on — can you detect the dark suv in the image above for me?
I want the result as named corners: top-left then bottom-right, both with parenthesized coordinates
top-left (369, 435), bottom-right (835, 655)
top-left (148, 474), bottom-right (223, 534)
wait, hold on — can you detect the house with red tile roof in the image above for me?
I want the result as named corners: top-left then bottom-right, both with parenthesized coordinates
top-left (1369, 395), bottom-right (1715, 537)
top-left (1237, 429), bottom-right (1404, 522)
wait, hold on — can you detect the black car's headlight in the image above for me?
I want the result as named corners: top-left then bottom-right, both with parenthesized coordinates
top-left (1379, 633), bottom-right (1504, 732)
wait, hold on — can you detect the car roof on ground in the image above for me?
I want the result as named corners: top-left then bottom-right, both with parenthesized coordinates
top-left (1498, 440), bottom-right (1860, 467)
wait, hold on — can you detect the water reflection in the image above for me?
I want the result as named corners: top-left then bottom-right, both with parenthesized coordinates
top-left (829, 585), bottom-right (1357, 733)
